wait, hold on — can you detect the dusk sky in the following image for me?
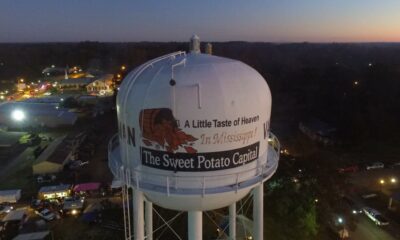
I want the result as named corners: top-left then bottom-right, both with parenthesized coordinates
top-left (1, 0), bottom-right (400, 43)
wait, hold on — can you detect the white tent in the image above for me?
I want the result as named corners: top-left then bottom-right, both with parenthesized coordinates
top-left (13, 231), bottom-right (50, 240)
top-left (0, 189), bottom-right (21, 203)
top-left (3, 209), bottom-right (27, 222)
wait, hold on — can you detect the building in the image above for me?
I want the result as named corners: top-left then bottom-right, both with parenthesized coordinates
top-left (86, 74), bottom-right (114, 95)
top-left (58, 78), bottom-right (94, 90)
top-left (299, 118), bottom-right (337, 145)
top-left (32, 136), bottom-right (71, 175)
top-left (42, 66), bottom-right (67, 76)
top-left (0, 102), bottom-right (77, 129)
top-left (38, 184), bottom-right (71, 199)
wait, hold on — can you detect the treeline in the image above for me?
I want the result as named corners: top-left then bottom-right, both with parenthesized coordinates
top-left (1, 42), bottom-right (400, 145)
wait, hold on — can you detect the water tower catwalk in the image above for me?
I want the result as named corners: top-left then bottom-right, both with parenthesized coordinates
top-left (108, 35), bottom-right (280, 240)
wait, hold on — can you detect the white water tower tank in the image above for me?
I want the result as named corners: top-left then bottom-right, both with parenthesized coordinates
top-left (110, 38), bottom-right (279, 212)
top-left (111, 49), bottom-right (277, 210)
top-left (109, 36), bottom-right (280, 240)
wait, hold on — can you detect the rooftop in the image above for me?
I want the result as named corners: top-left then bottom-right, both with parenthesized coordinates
top-left (38, 184), bottom-right (70, 194)
top-left (73, 182), bottom-right (101, 192)
top-left (59, 77), bottom-right (94, 85)
top-left (34, 136), bottom-right (69, 165)
top-left (2, 209), bottom-right (27, 222)
top-left (13, 231), bottom-right (50, 240)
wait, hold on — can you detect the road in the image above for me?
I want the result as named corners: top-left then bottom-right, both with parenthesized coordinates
top-left (351, 215), bottom-right (397, 240)
top-left (348, 168), bottom-right (400, 240)
top-left (349, 168), bottom-right (400, 192)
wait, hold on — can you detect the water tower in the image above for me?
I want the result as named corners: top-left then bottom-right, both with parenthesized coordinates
top-left (108, 35), bottom-right (280, 240)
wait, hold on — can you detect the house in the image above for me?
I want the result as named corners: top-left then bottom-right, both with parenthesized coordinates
top-left (86, 74), bottom-right (114, 95)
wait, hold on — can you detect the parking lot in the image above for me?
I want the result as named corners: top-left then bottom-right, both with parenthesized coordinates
top-left (0, 112), bottom-right (123, 239)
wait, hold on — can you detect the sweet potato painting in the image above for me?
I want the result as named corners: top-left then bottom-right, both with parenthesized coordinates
top-left (139, 108), bottom-right (198, 153)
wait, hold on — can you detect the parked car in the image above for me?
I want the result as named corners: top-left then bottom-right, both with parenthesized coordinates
top-left (337, 165), bottom-right (359, 174)
top-left (35, 208), bottom-right (56, 221)
top-left (62, 196), bottom-right (85, 215)
top-left (342, 196), bottom-right (362, 214)
top-left (0, 204), bottom-right (13, 214)
top-left (361, 193), bottom-right (378, 199)
top-left (363, 207), bottom-right (389, 226)
top-left (366, 162), bottom-right (384, 170)
top-left (37, 175), bottom-right (56, 184)
top-left (68, 160), bottom-right (89, 170)
top-left (389, 162), bottom-right (400, 169)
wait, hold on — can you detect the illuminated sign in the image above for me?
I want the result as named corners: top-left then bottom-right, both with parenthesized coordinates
top-left (141, 142), bottom-right (259, 171)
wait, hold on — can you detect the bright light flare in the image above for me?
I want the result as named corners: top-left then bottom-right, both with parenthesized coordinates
top-left (391, 178), bottom-right (396, 183)
top-left (11, 109), bottom-right (25, 121)
top-left (379, 179), bottom-right (385, 185)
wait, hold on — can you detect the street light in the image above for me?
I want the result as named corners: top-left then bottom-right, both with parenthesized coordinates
top-left (391, 178), bottom-right (397, 183)
top-left (11, 109), bottom-right (25, 121)
top-left (121, 65), bottom-right (126, 71)
top-left (380, 179), bottom-right (385, 185)
top-left (338, 217), bottom-right (343, 224)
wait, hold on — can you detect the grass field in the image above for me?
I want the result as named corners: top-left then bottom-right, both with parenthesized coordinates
top-left (0, 146), bottom-right (39, 200)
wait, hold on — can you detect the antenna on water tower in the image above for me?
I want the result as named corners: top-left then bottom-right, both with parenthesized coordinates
top-left (190, 34), bottom-right (201, 54)
top-left (205, 43), bottom-right (212, 55)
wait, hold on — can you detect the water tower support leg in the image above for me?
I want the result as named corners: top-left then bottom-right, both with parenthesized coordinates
top-left (253, 183), bottom-right (264, 240)
top-left (188, 211), bottom-right (202, 240)
top-left (229, 203), bottom-right (236, 240)
top-left (145, 201), bottom-right (153, 240)
top-left (133, 189), bottom-right (144, 240)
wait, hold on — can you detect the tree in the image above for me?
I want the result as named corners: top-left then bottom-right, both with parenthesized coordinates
top-left (264, 178), bottom-right (319, 240)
